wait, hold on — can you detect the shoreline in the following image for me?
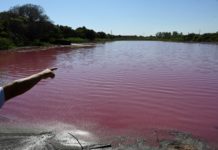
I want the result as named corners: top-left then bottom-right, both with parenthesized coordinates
top-left (0, 121), bottom-right (214, 150)
top-left (0, 43), bottom-right (96, 52)
top-left (1, 40), bottom-right (217, 52)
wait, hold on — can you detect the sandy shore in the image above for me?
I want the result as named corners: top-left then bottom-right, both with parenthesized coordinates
top-left (0, 121), bottom-right (214, 150)
top-left (1, 43), bottom-right (96, 52)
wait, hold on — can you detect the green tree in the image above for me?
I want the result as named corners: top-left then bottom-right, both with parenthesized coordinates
top-left (58, 25), bottom-right (77, 38)
top-left (172, 31), bottom-right (179, 37)
top-left (76, 26), bottom-right (96, 41)
top-left (97, 32), bottom-right (107, 39)
top-left (9, 4), bottom-right (49, 22)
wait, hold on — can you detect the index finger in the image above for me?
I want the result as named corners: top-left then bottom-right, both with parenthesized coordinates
top-left (50, 67), bottom-right (58, 71)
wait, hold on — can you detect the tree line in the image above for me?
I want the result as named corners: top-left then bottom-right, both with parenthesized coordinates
top-left (145, 31), bottom-right (218, 42)
top-left (0, 4), bottom-right (115, 50)
top-left (0, 4), bottom-right (218, 50)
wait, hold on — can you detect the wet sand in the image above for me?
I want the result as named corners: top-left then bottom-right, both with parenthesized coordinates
top-left (0, 122), bottom-right (213, 150)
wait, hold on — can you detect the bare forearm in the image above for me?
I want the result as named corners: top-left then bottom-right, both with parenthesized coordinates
top-left (3, 73), bottom-right (44, 101)
top-left (3, 68), bottom-right (56, 101)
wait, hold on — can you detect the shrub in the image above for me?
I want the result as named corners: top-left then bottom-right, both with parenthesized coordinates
top-left (0, 38), bottom-right (14, 50)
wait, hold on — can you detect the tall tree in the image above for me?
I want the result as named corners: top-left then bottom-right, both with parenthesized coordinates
top-left (9, 4), bottom-right (49, 22)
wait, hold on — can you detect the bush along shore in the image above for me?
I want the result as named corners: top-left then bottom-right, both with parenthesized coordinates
top-left (1, 3), bottom-right (218, 50)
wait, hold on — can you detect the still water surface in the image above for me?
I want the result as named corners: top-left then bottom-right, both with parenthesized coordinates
top-left (0, 41), bottom-right (218, 145)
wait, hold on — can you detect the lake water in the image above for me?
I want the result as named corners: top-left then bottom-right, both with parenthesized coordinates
top-left (0, 41), bottom-right (218, 148)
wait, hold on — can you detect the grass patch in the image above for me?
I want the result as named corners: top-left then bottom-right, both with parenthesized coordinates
top-left (66, 37), bottom-right (89, 43)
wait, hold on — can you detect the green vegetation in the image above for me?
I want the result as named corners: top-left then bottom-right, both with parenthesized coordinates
top-left (66, 37), bottom-right (89, 43)
top-left (0, 4), bottom-right (114, 50)
top-left (0, 38), bottom-right (15, 49)
top-left (145, 31), bottom-right (218, 42)
top-left (0, 4), bottom-right (218, 50)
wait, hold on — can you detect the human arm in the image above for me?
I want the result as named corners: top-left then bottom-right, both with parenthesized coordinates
top-left (2, 68), bottom-right (57, 101)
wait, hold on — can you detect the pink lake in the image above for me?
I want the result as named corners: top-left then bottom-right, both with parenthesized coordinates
top-left (0, 41), bottom-right (218, 147)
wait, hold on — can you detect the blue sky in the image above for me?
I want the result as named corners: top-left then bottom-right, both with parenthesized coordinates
top-left (0, 0), bottom-right (218, 36)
